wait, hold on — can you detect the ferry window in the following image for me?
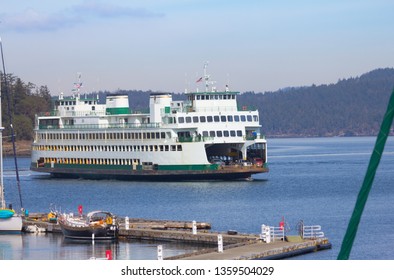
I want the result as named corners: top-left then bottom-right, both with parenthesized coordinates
top-left (247, 115), bottom-right (252, 121)
top-left (193, 116), bottom-right (199, 123)
top-left (207, 116), bottom-right (213, 122)
top-left (209, 131), bottom-right (215, 137)
top-left (200, 116), bottom-right (206, 122)
top-left (197, 95), bottom-right (201, 100)
top-left (214, 116), bottom-right (220, 122)
top-left (234, 115), bottom-right (240, 122)
top-left (143, 133), bottom-right (147, 139)
top-left (159, 145), bottom-right (164, 151)
top-left (92, 106), bottom-right (95, 111)
top-left (177, 145), bottom-right (182, 151)
top-left (171, 145), bottom-right (176, 151)
top-left (186, 117), bottom-right (192, 123)
top-left (156, 132), bottom-right (160, 139)
top-left (230, 130), bottom-right (236, 137)
top-left (241, 115), bottom-right (246, 122)
top-left (223, 95), bottom-right (227, 100)
top-left (215, 95), bottom-right (219, 100)
top-left (178, 117), bottom-right (185, 123)
top-left (253, 115), bottom-right (258, 121)
top-left (217, 131), bottom-right (223, 137)
top-left (237, 130), bottom-right (242, 136)
top-left (219, 95), bottom-right (223, 100)
top-left (201, 95), bottom-right (206, 100)
top-left (161, 132), bottom-right (165, 139)
top-left (232, 95), bottom-right (235, 99)
top-left (220, 116), bottom-right (226, 122)
top-left (223, 131), bottom-right (229, 137)
top-left (165, 145), bottom-right (169, 151)
top-left (227, 115), bottom-right (233, 122)
top-left (150, 145), bottom-right (154, 151)
top-left (202, 131), bottom-right (208, 137)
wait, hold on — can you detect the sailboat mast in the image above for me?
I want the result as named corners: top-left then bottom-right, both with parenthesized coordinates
top-left (0, 37), bottom-right (23, 210)
top-left (0, 57), bottom-right (4, 209)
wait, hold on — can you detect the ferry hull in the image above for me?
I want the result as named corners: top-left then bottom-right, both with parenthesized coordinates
top-left (31, 165), bottom-right (268, 181)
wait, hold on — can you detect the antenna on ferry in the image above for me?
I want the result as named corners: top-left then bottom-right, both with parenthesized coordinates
top-left (73, 72), bottom-right (83, 97)
top-left (226, 73), bottom-right (230, 92)
top-left (184, 72), bottom-right (188, 94)
top-left (204, 61), bottom-right (209, 92)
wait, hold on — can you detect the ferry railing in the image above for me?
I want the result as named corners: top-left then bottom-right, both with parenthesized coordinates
top-left (37, 110), bottom-right (107, 117)
top-left (177, 136), bottom-right (214, 143)
top-left (244, 135), bottom-right (266, 140)
top-left (302, 225), bottom-right (325, 239)
top-left (38, 122), bottom-right (162, 130)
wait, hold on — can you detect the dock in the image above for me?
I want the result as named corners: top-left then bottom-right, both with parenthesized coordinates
top-left (22, 213), bottom-right (331, 260)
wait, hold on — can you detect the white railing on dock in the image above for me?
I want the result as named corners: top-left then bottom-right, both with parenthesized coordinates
top-left (270, 226), bottom-right (285, 241)
top-left (260, 224), bottom-right (284, 243)
top-left (302, 225), bottom-right (325, 239)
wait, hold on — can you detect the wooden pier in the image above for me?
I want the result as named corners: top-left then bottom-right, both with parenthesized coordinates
top-left (22, 213), bottom-right (331, 260)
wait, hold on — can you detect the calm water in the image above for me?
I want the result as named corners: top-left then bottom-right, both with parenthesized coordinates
top-left (1, 137), bottom-right (394, 260)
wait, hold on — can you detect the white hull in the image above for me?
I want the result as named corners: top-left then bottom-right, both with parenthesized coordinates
top-left (0, 215), bottom-right (23, 232)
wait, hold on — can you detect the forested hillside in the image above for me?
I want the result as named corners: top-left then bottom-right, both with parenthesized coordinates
top-left (239, 68), bottom-right (394, 137)
top-left (0, 73), bottom-right (52, 141)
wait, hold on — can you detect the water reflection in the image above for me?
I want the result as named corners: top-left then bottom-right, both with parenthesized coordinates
top-left (0, 233), bottom-right (212, 260)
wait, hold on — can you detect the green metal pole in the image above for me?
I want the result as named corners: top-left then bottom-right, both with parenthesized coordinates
top-left (337, 89), bottom-right (394, 259)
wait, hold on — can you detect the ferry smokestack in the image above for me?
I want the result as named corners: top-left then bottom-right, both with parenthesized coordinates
top-left (105, 93), bottom-right (130, 115)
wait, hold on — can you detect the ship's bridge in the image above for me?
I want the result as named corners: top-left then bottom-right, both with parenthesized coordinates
top-left (185, 91), bottom-right (239, 113)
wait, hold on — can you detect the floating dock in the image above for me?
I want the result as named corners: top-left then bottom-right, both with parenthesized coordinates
top-left (22, 213), bottom-right (331, 260)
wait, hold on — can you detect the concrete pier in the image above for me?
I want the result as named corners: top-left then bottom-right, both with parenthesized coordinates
top-left (22, 213), bottom-right (331, 260)
top-left (167, 238), bottom-right (331, 260)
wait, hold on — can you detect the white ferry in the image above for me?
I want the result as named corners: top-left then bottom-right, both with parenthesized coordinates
top-left (30, 68), bottom-right (268, 180)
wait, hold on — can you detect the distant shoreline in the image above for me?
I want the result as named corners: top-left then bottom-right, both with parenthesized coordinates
top-left (3, 140), bottom-right (32, 157)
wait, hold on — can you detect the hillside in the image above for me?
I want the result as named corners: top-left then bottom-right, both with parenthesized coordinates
top-left (241, 68), bottom-right (394, 137)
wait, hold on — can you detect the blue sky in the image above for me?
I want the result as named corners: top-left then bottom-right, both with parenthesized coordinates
top-left (0, 0), bottom-right (393, 95)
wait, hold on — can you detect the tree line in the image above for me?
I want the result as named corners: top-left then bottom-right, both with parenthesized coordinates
top-left (1, 73), bottom-right (52, 141)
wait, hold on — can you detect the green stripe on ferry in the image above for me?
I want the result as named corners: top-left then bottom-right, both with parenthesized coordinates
top-left (157, 164), bottom-right (219, 171)
top-left (106, 107), bottom-right (130, 115)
